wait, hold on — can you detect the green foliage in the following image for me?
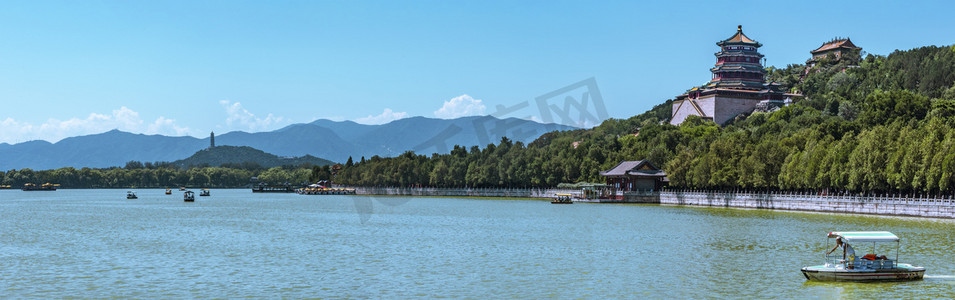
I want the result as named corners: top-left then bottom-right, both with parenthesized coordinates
top-left (173, 146), bottom-right (335, 169)
top-left (331, 44), bottom-right (955, 193)
top-left (1, 146), bottom-right (332, 188)
top-left (0, 166), bottom-right (269, 188)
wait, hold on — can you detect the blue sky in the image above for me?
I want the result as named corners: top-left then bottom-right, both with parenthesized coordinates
top-left (1, 0), bottom-right (953, 144)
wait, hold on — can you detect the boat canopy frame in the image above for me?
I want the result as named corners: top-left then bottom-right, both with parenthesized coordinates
top-left (828, 231), bottom-right (899, 243)
top-left (824, 231), bottom-right (901, 265)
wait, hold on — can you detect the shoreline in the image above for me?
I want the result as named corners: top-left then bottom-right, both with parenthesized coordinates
top-left (350, 187), bottom-right (955, 219)
top-left (8, 186), bottom-right (954, 219)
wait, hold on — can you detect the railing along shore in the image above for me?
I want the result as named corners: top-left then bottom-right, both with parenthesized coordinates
top-left (345, 186), bottom-right (955, 218)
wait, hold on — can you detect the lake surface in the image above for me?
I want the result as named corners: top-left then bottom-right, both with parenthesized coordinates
top-left (2, 189), bottom-right (954, 298)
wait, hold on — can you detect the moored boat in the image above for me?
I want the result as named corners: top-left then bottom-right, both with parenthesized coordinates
top-left (801, 231), bottom-right (925, 281)
top-left (252, 183), bottom-right (296, 193)
top-left (552, 193), bottom-right (573, 204)
top-left (22, 183), bottom-right (58, 191)
top-left (184, 190), bottom-right (195, 202)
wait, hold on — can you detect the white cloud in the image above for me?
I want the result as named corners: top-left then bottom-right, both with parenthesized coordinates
top-left (354, 108), bottom-right (408, 125)
top-left (434, 94), bottom-right (486, 119)
top-left (219, 100), bottom-right (288, 131)
top-left (147, 116), bottom-right (191, 136)
top-left (0, 106), bottom-right (191, 144)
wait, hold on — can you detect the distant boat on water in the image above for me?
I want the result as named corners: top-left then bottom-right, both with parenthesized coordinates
top-left (184, 191), bottom-right (195, 202)
top-left (126, 191), bottom-right (138, 199)
top-left (552, 193), bottom-right (573, 204)
top-left (200, 189), bottom-right (210, 196)
top-left (252, 183), bottom-right (295, 193)
top-left (22, 183), bottom-right (58, 191)
top-left (165, 189), bottom-right (172, 195)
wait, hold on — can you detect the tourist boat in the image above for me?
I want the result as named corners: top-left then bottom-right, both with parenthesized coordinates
top-left (126, 191), bottom-right (138, 199)
top-left (801, 231), bottom-right (925, 281)
top-left (165, 189), bottom-right (172, 195)
top-left (552, 193), bottom-right (573, 204)
top-left (179, 187), bottom-right (186, 191)
top-left (22, 183), bottom-right (58, 191)
top-left (199, 189), bottom-right (210, 196)
top-left (184, 191), bottom-right (195, 202)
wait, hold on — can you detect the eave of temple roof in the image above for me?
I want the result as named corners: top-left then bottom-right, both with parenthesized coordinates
top-left (711, 65), bottom-right (766, 72)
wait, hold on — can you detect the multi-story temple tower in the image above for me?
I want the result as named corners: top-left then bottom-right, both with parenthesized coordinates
top-left (210, 131), bottom-right (215, 149)
top-left (670, 26), bottom-right (798, 125)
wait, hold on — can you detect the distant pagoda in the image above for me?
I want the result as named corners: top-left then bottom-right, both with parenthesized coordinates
top-left (670, 25), bottom-right (799, 125)
top-left (210, 131), bottom-right (215, 149)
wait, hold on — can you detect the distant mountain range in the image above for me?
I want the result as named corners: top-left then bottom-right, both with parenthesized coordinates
top-left (172, 146), bottom-right (335, 168)
top-left (0, 116), bottom-right (577, 170)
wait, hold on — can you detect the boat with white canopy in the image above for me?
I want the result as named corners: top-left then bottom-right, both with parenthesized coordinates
top-left (801, 231), bottom-right (924, 281)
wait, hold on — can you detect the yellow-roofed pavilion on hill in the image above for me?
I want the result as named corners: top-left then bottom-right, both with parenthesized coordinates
top-left (807, 38), bottom-right (862, 67)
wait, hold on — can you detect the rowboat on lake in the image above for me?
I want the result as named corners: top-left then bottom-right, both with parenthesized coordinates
top-left (184, 190), bottom-right (195, 202)
top-left (801, 231), bottom-right (925, 281)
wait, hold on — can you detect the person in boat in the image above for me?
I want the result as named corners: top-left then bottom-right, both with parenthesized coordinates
top-left (827, 237), bottom-right (856, 268)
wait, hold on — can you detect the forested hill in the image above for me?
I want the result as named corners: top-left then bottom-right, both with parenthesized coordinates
top-left (336, 44), bottom-right (955, 193)
top-left (171, 146), bottom-right (335, 169)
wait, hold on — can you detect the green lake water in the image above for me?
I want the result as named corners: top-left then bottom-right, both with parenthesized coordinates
top-left (2, 189), bottom-right (954, 298)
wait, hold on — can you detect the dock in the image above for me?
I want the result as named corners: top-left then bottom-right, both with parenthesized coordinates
top-left (296, 187), bottom-right (356, 195)
top-left (251, 184), bottom-right (296, 193)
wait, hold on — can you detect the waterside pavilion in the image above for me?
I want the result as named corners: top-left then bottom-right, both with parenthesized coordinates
top-left (599, 160), bottom-right (668, 192)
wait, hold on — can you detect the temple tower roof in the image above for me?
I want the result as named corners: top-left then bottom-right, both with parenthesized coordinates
top-left (717, 25), bottom-right (762, 47)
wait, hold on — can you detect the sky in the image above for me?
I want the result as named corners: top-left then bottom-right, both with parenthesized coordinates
top-left (1, 0), bottom-right (953, 144)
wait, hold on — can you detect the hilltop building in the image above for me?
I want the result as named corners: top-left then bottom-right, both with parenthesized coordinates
top-left (670, 26), bottom-right (799, 125)
top-left (210, 131), bottom-right (215, 149)
top-left (807, 38), bottom-right (861, 67)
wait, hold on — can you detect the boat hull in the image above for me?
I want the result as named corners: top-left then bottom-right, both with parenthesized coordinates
top-left (801, 265), bottom-right (925, 281)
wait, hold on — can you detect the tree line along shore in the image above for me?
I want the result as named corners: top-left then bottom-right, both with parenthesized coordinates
top-left (4, 45), bottom-right (955, 193)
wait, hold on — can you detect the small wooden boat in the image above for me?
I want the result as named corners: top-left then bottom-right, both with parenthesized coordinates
top-left (801, 231), bottom-right (925, 281)
top-left (552, 193), bottom-right (573, 204)
top-left (126, 191), bottom-right (138, 199)
top-left (165, 189), bottom-right (172, 195)
top-left (199, 189), bottom-right (210, 196)
top-left (179, 187), bottom-right (187, 191)
top-left (184, 191), bottom-right (195, 202)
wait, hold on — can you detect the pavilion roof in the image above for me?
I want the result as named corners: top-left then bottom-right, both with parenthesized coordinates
top-left (811, 38), bottom-right (860, 54)
top-left (599, 160), bottom-right (666, 177)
